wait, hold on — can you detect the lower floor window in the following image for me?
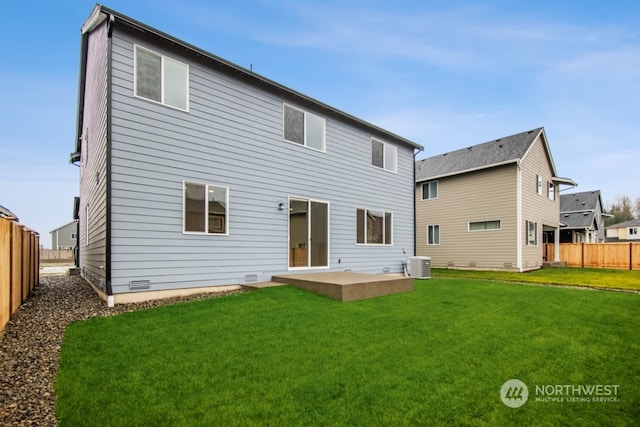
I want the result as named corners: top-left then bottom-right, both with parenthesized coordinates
top-left (526, 220), bottom-right (537, 246)
top-left (427, 225), bottom-right (440, 245)
top-left (356, 208), bottom-right (392, 245)
top-left (183, 181), bottom-right (228, 234)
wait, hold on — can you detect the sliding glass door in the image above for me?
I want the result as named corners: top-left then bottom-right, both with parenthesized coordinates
top-left (289, 198), bottom-right (328, 268)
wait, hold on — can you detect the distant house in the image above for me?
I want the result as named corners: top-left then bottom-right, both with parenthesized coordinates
top-left (50, 221), bottom-right (78, 250)
top-left (70, 5), bottom-right (422, 305)
top-left (415, 128), bottom-right (575, 271)
top-left (559, 190), bottom-right (607, 243)
top-left (605, 219), bottom-right (640, 241)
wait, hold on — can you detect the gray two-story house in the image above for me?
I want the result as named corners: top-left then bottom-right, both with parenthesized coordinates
top-left (71, 5), bottom-right (422, 305)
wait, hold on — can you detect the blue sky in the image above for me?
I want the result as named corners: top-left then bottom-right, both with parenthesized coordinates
top-left (1, 0), bottom-right (639, 247)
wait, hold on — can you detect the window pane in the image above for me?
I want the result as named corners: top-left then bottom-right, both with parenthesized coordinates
top-left (184, 183), bottom-right (205, 232)
top-left (310, 201), bottom-right (328, 267)
top-left (433, 225), bottom-right (439, 244)
top-left (469, 222), bottom-right (484, 231)
top-left (429, 181), bottom-right (438, 199)
top-left (384, 212), bottom-right (392, 245)
top-left (371, 140), bottom-right (383, 168)
top-left (384, 143), bottom-right (397, 172)
top-left (306, 113), bottom-right (325, 150)
top-left (136, 48), bottom-right (161, 102)
top-left (284, 106), bottom-right (304, 144)
top-left (486, 220), bottom-right (501, 230)
top-left (356, 209), bottom-right (365, 244)
top-left (207, 186), bottom-right (227, 234)
top-left (164, 57), bottom-right (188, 110)
top-left (367, 210), bottom-right (384, 244)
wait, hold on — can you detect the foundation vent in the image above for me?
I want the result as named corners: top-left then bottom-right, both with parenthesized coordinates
top-left (129, 280), bottom-right (151, 290)
top-left (244, 274), bottom-right (259, 283)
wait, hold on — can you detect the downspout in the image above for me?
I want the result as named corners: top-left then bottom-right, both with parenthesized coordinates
top-left (516, 160), bottom-right (523, 271)
top-left (413, 147), bottom-right (424, 257)
top-left (105, 13), bottom-right (115, 306)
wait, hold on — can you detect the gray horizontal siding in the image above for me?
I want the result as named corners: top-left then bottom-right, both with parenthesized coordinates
top-left (108, 29), bottom-right (414, 293)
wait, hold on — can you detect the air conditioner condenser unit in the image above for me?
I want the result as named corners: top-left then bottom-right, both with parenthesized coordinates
top-left (408, 256), bottom-right (431, 279)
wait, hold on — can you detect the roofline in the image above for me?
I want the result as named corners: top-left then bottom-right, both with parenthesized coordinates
top-left (561, 209), bottom-right (595, 214)
top-left (82, 4), bottom-right (422, 151)
top-left (50, 220), bottom-right (79, 233)
top-left (416, 158), bottom-right (518, 183)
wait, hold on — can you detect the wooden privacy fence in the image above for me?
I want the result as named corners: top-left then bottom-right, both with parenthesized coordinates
top-left (1, 217), bottom-right (40, 332)
top-left (40, 248), bottom-right (74, 261)
top-left (544, 243), bottom-right (640, 270)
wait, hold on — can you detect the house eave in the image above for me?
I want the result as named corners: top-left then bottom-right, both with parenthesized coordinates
top-left (416, 159), bottom-right (518, 183)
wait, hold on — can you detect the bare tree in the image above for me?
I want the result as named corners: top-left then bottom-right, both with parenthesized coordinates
top-left (605, 194), bottom-right (635, 226)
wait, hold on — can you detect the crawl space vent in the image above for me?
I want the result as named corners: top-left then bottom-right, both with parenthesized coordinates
top-left (129, 280), bottom-right (151, 290)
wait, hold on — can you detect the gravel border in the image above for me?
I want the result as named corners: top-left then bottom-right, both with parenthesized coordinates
top-left (0, 275), bottom-right (245, 426)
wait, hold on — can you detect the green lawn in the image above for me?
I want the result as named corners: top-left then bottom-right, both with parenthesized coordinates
top-left (433, 267), bottom-right (640, 291)
top-left (56, 280), bottom-right (639, 426)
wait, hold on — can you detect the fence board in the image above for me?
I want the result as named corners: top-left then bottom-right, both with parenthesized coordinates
top-left (40, 249), bottom-right (74, 261)
top-left (545, 243), bottom-right (640, 270)
top-left (0, 219), bottom-right (10, 331)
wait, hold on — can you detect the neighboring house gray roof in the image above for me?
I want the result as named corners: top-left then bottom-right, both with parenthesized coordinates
top-left (416, 127), bottom-right (546, 182)
top-left (50, 221), bottom-right (78, 234)
top-left (607, 218), bottom-right (640, 229)
top-left (72, 4), bottom-right (422, 163)
top-left (0, 204), bottom-right (18, 221)
top-left (560, 190), bottom-right (602, 229)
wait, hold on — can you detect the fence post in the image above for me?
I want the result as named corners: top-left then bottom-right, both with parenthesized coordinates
top-left (631, 243), bottom-right (633, 271)
top-left (581, 242), bottom-right (584, 268)
top-left (0, 219), bottom-right (10, 331)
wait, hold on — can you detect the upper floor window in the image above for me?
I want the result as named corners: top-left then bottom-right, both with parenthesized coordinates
top-left (422, 181), bottom-right (438, 200)
top-left (548, 182), bottom-right (555, 201)
top-left (135, 45), bottom-right (189, 111)
top-left (469, 220), bottom-right (501, 231)
top-left (356, 208), bottom-right (392, 245)
top-left (184, 181), bottom-right (228, 235)
top-left (283, 104), bottom-right (325, 151)
top-left (371, 139), bottom-right (397, 173)
top-left (537, 175), bottom-right (543, 195)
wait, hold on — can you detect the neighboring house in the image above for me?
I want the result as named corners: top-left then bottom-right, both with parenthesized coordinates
top-left (50, 221), bottom-right (78, 250)
top-left (415, 128), bottom-right (575, 271)
top-left (70, 5), bottom-right (422, 304)
top-left (605, 219), bottom-right (640, 241)
top-left (559, 190), bottom-right (607, 243)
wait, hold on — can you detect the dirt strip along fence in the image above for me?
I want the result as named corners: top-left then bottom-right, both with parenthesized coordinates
top-left (545, 243), bottom-right (640, 270)
top-left (1, 217), bottom-right (40, 332)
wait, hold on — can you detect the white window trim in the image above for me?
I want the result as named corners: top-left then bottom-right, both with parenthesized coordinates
top-left (134, 45), bottom-right (189, 112)
top-left (427, 224), bottom-right (440, 245)
top-left (468, 220), bottom-right (502, 232)
top-left (282, 103), bottom-right (326, 152)
top-left (371, 138), bottom-right (397, 173)
top-left (548, 181), bottom-right (555, 201)
top-left (182, 181), bottom-right (229, 236)
top-left (356, 207), bottom-right (393, 246)
top-left (537, 175), bottom-right (542, 195)
top-left (421, 181), bottom-right (438, 200)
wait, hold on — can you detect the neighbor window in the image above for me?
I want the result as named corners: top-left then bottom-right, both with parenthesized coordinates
top-left (356, 208), bottom-right (392, 245)
top-left (371, 139), bottom-right (397, 172)
top-left (469, 220), bottom-right (501, 231)
top-left (537, 175), bottom-right (542, 195)
top-left (421, 181), bottom-right (438, 200)
top-left (629, 227), bottom-right (638, 235)
top-left (135, 45), bottom-right (189, 110)
top-left (184, 182), bottom-right (228, 234)
top-left (526, 220), bottom-right (538, 246)
top-left (548, 181), bottom-right (555, 201)
top-left (283, 104), bottom-right (325, 151)
top-left (427, 225), bottom-right (440, 245)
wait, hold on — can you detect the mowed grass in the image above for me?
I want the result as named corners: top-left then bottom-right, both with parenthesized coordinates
top-left (433, 267), bottom-right (640, 291)
top-left (56, 280), bottom-right (639, 426)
